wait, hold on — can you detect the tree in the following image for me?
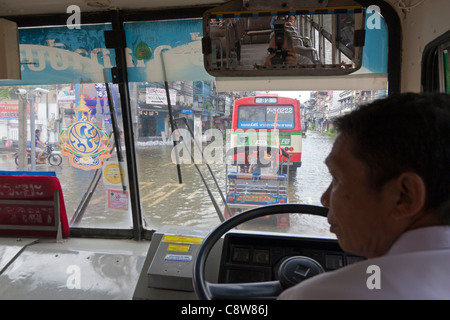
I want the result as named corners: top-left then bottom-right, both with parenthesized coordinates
top-left (0, 87), bottom-right (14, 100)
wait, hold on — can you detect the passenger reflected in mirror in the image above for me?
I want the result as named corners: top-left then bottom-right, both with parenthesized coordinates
top-left (263, 19), bottom-right (314, 67)
top-left (203, 7), bottom-right (365, 76)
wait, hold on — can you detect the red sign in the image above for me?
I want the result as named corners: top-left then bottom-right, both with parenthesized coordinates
top-left (0, 103), bottom-right (31, 118)
top-left (0, 175), bottom-right (69, 238)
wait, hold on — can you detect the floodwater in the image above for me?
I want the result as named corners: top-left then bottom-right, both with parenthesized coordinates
top-left (0, 130), bottom-right (336, 237)
top-left (135, 129), bottom-right (336, 237)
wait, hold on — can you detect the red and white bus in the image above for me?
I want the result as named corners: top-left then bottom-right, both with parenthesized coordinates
top-left (230, 95), bottom-right (303, 168)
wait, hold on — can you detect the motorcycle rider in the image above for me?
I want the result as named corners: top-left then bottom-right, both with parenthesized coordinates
top-left (35, 129), bottom-right (46, 164)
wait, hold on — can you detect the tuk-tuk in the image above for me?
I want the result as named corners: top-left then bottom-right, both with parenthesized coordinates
top-left (224, 146), bottom-right (290, 227)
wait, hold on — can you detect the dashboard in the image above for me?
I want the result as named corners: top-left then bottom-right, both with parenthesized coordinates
top-left (219, 232), bottom-right (364, 286)
top-left (133, 227), bottom-right (364, 299)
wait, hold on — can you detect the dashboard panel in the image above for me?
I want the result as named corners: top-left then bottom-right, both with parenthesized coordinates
top-left (218, 232), bottom-right (364, 285)
top-left (134, 228), bottom-right (365, 299)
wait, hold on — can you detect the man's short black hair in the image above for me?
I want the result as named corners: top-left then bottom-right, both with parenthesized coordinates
top-left (333, 92), bottom-right (450, 222)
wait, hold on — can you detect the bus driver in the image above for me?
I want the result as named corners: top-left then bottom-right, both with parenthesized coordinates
top-left (278, 93), bottom-right (450, 300)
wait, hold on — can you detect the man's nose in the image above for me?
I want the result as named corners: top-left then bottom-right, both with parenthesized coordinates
top-left (320, 184), bottom-right (331, 208)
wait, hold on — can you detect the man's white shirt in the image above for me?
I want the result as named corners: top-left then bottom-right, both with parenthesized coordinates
top-left (278, 226), bottom-right (450, 300)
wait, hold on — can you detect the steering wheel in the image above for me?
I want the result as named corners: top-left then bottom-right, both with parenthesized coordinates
top-left (193, 204), bottom-right (329, 300)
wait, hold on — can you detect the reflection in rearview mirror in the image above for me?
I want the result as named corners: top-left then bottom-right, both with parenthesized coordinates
top-left (203, 7), bottom-right (365, 77)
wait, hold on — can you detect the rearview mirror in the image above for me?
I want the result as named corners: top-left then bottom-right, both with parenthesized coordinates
top-left (202, 0), bottom-right (366, 77)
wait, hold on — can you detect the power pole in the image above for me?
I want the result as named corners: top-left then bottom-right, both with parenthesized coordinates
top-left (17, 93), bottom-right (27, 170)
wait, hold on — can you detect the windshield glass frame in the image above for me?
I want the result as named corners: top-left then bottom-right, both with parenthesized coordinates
top-left (0, 1), bottom-right (399, 240)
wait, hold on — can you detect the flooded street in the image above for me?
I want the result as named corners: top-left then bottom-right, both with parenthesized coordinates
top-left (0, 130), bottom-right (335, 237)
top-left (137, 130), bottom-right (335, 236)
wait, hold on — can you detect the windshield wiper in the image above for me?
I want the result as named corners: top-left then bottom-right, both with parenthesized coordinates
top-left (173, 117), bottom-right (228, 223)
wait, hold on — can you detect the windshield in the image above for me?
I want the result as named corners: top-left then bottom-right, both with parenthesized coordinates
top-left (0, 10), bottom-right (388, 239)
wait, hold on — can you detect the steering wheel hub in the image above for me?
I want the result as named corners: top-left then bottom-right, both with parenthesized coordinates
top-left (277, 256), bottom-right (324, 289)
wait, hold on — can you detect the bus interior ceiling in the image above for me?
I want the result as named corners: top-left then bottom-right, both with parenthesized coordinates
top-left (0, 0), bottom-right (224, 15)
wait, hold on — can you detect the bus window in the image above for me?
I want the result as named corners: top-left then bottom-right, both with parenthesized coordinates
top-left (0, 22), bottom-right (135, 234)
top-left (237, 105), bottom-right (295, 129)
top-left (232, 96), bottom-right (301, 169)
top-left (0, 5), bottom-right (389, 239)
top-left (422, 30), bottom-right (450, 93)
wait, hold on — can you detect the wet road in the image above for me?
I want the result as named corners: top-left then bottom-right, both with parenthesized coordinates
top-left (0, 130), bottom-right (335, 237)
top-left (137, 130), bottom-right (335, 236)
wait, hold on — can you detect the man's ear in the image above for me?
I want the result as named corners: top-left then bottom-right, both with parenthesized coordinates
top-left (391, 172), bottom-right (426, 220)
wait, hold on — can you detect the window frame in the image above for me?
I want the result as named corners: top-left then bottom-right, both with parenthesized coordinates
top-left (422, 30), bottom-right (450, 93)
top-left (2, 1), bottom-right (401, 240)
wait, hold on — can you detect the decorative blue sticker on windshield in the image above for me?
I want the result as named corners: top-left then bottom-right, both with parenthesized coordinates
top-left (1, 19), bottom-right (211, 85)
